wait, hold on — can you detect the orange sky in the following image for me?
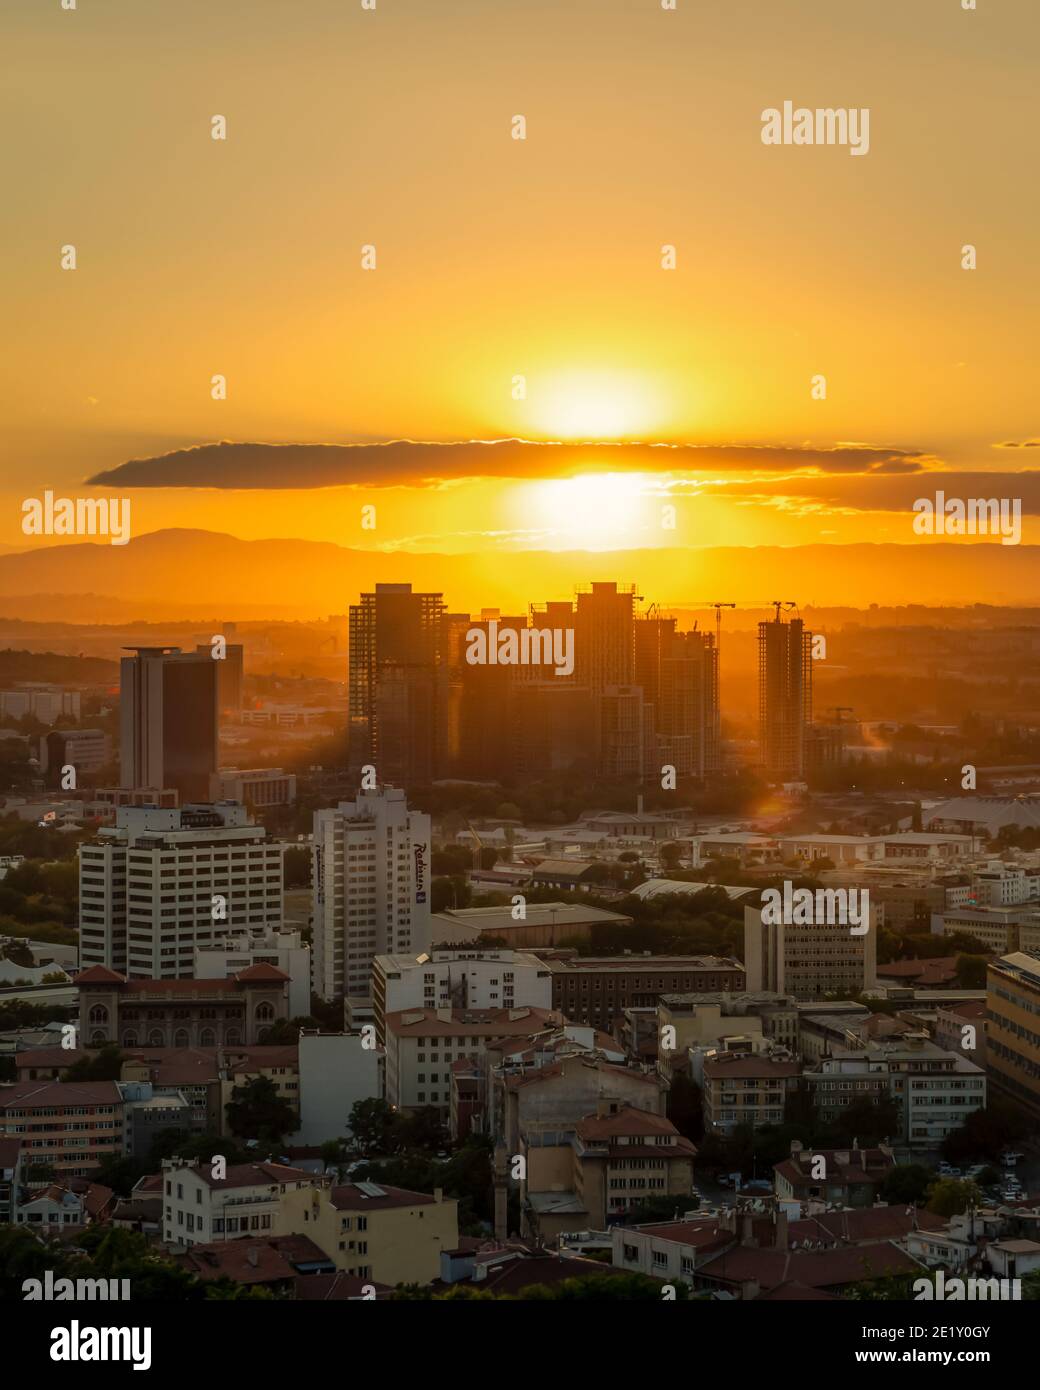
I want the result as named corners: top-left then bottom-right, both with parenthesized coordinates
top-left (4, 0), bottom-right (1039, 583)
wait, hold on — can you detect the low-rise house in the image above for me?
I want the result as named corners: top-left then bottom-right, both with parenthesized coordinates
top-left (16, 1180), bottom-right (113, 1232)
top-left (175, 1234), bottom-right (334, 1291)
top-left (773, 1141), bottom-right (897, 1208)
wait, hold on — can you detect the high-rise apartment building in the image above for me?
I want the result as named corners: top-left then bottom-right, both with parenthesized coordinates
top-left (348, 584), bottom-right (446, 788)
top-left (78, 803), bottom-right (284, 978)
top-left (573, 581), bottom-right (637, 690)
top-left (634, 616), bottom-right (719, 777)
top-left (758, 614), bottom-right (813, 778)
top-left (312, 785), bottom-right (432, 1013)
top-left (120, 647), bottom-right (219, 802)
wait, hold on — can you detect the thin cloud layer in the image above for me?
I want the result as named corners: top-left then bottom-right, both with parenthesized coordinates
top-left (87, 438), bottom-right (930, 491)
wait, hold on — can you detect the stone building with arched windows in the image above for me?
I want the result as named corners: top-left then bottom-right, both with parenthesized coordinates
top-left (74, 962), bottom-right (291, 1049)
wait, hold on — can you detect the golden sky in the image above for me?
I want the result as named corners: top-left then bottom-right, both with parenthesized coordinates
top-left (3, 0), bottom-right (1039, 572)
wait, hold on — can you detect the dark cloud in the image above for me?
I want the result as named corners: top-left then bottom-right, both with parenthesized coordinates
top-left (995, 440), bottom-right (1040, 449)
top-left (86, 438), bottom-right (929, 490)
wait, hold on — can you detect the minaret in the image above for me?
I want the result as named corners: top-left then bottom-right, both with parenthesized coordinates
top-left (493, 1141), bottom-right (509, 1241)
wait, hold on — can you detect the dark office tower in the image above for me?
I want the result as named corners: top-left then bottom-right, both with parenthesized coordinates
top-left (195, 642), bottom-right (243, 714)
top-left (120, 647), bottom-right (219, 801)
top-left (348, 583), bottom-right (446, 787)
top-left (453, 611), bottom-right (528, 780)
top-left (634, 616), bottom-right (719, 778)
top-left (573, 582), bottom-right (637, 691)
top-left (757, 615), bottom-right (813, 778)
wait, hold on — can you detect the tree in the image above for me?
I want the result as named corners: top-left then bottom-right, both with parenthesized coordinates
top-left (63, 1045), bottom-right (124, 1082)
top-left (954, 954), bottom-right (988, 989)
top-left (347, 1097), bottom-right (398, 1157)
top-left (283, 845), bottom-right (311, 889)
top-left (926, 1177), bottom-right (981, 1218)
top-left (659, 841), bottom-right (684, 871)
top-left (879, 1164), bottom-right (932, 1205)
top-left (225, 1076), bottom-right (298, 1145)
top-left (941, 1101), bottom-right (1030, 1163)
top-left (666, 1071), bottom-right (703, 1142)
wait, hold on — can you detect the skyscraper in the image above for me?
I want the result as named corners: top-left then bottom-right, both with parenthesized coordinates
top-left (312, 784), bottom-right (432, 1017)
top-left (634, 615), bottom-right (719, 778)
top-left (120, 647), bottom-right (219, 802)
top-left (757, 614), bottom-right (813, 778)
top-left (348, 584), bottom-right (446, 788)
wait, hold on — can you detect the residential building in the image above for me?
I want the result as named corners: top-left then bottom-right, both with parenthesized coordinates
top-left (314, 1182), bottom-right (458, 1286)
top-left (522, 1101), bottom-right (696, 1242)
top-left (120, 646), bottom-right (219, 801)
top-left (656, 992), bottom-right (798, 1078)
top-left (701, 1049), bottom-right (801, 1134)
top-left (76, 963), bottom-right (291, 1048)
top-left (160, 1158), bottom-right (459, 1287)
top-left (383, 1006), bottom-right (561, 1114)
top-left (804, 1036), bottom-right (987, 1147)
top-left (77, 802), bottom-right (284, 977)
top-left (0, 1081), bottom-right (124, 1179)
top-left (499, 1050), bottom-right (666, 1156)
top-left (16, 1180), bottom-right (114, 1232)
top-left (371, 948), bottom-right (553, 1045)
top-left (290, 1031), bottom-right (384, 1147)
top-left (933, 999), bottom-right (988, 1067)
top-left (773, 1140), bottom-right (896, 1207)
top-left (312, 784), bottom-right (431, 1011)
top-left (160, 1158), bottom-right (319, 1247)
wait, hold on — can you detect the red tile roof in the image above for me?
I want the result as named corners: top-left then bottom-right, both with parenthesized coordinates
top-left (178, 1234), bottom-right (331, 1284)
top-left (294, 1273), bottom-right (392, 1300)
top-left (74, 966), bottom-right (127, 984)
top-left (233, 963), bottom-right (290, 983)
top-left (0, 1080), bottom-right (122, 1109)
top-left (576, 1106), bottom-right (680, 1140)
top-left (329, 1182), bottom-right (441, 1213)
top-left (698, 1241), bottom-right (920, 1291)
top-left (386, 1007), bottom-right (560, 1038)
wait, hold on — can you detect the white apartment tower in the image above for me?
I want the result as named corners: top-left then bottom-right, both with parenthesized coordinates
top-left (78, 803), bottom-right (284, 978)
top-left (312, 785), bottom-right (431, 1010)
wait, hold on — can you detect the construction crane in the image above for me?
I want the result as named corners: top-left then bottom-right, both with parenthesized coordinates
top-left (710, 602), bottom-right (736, 650)
top-left (771, 600), bottom-right (797, 622)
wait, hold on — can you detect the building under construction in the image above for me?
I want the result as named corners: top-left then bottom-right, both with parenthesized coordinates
top-left (758, 609), bottom-right (813, 779)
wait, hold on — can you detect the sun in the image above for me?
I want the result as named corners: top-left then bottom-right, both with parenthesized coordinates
top-left (525, 368), bottom-right (666, 441)
top-left (528, 471), bottom-right (651, 548)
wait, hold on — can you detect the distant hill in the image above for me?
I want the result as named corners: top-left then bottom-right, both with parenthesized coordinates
top-left (0, 650), bottom-right (118, 685)
top-left (0, 529), bottom-right (1039, 619)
